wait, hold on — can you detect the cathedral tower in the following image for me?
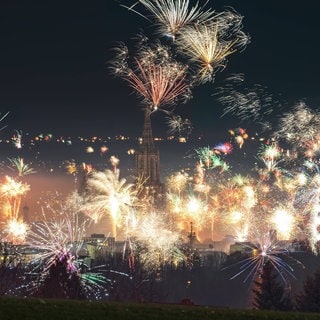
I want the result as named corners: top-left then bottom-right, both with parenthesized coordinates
top-left (135, 110), bottom-right (164, 196)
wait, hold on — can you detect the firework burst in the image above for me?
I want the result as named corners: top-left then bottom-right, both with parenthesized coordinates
top-left (26, 193), bottom-right (88, 271)
top-left (223, 226), bottom-right (303, 284)
top-left (20, 192), bottom-right (113, 299)
top-left (214, 74), bottom-right (280, 123)
top-left (0, 175), bottom-right (30, 221)
top-left (175, 16), bottom-right (249, 84)
top-left (81, 169), bottom-right (139, 240)
top-left (111, 41), bottom-right (191, 113)
top-left (2, 218), bottom-right (28, 243)
top-left (8, 157), bottom-right (36, 178)
top-left (131, 210), bottom-right (185, 271)
top-left (122, 0), bottom-right (218, 40)
top-left (274, 102), bottom-right (320, 157)
top-left (165, 113), bottom-right (193, 138)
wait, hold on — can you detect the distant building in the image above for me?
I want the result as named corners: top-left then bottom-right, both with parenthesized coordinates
top-left (229, 239), bottom-right (305, 257)
top-left (230, 241), bottom-right (254, 255)
top-left (135, 110), bottom-right (164, 199)
top-left (83, 214), bottom-right (114, 239)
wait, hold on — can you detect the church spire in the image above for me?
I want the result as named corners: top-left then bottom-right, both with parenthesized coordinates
top-left (136, 110), bottom-right (162, 188)
top-left (141, 110), bottom-right (155, 150)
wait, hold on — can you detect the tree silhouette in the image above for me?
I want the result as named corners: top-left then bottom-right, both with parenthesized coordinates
top-left (34, 253), bottom-right (85, 299)
top-left (296, 267), bottom-right (320, 312)
top-left (252, 260), bottom-right (292, 310)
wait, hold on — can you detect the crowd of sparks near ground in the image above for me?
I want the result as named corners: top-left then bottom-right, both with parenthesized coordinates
top-left (222, 230), bottom-right (299, 284)
top-left (0, 1), bottom-right (320, 301)
top-left (0, 157), bottom-right (32, 242)
top-left (1, 110), bottom-right (320, 296)
top-left (18, 194), bottom-right (110, 299)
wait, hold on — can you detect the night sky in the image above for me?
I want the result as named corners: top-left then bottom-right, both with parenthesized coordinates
top-left (0, 0), bottom-right (320, 138)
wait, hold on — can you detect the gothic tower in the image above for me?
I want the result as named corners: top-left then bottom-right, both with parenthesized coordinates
top-left (136, 110), bottom-right (164, 197)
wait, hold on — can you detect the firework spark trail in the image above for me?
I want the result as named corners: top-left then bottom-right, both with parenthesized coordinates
top-left (194, 146), bottom-right (230, 171)
top-left (8, 157), bottom-right (36, 178)
top-left (81, 169), bottom-right (139, 240)
top-left (175, 12), bottom-right (249, 84)
top-left (112, 2), bottom-right (250, 132)
top-left (222, 226), bottom-right (303, 284)
top-left (111, 41), bottom-right (191, 113)
top-left (211, 144), bottom-right (311, 280)
top-left (0, 175), bottom-right (30, 221)
top-left (270, 102), bottom-right (320, 252)
top-left (166, 171), bottom-right (190, 196)
top-left (215, 78), bottom-right (279, 122)
top-left (20, 193), bottom-right (115, 299)
top-left (203, 141), bottom-right (307, 242)
top-left (166, 169), bottom-right (216, 240)
top-left (269, 206), bottom-right (299, 241)
top-left (121, 0), bottom-right (218, 40)
top-left (176, 23), bottom-right (235, 84)
top-left (0, 111), bottom-right (9, 131)
top-left (256, 142), bottom-right (284, 174)
top-left (26, 196), bottom-right (87, 274)
top-left (274, 102), bottom-right (320, 153)
top-left (131, 210), bottom-right (185, 271)
top-left (3, 218), bottom-right (28, 243)
top-left (165, 113), bottom-right (193, 137)
top-left (12, 130), bottom-right (22, 149)
top-left (293, 161), bottom-right (320, 253)
top-left (0, 160), bottom-right (34, 242)
top-left (209, 174), bottom-right (256, 242)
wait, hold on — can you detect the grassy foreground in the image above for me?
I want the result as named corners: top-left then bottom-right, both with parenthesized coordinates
top-left (0, 297), bottom-right (319, 320)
